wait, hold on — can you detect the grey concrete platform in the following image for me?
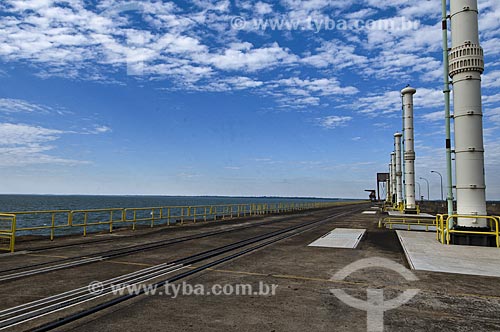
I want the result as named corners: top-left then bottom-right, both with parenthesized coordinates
top-left (1, 204), bottom-right (500, 332)
top-left (397, 230), bottom-right (500, 277)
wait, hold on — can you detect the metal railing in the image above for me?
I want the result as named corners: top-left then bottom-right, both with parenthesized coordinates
top-left (2, 201), bottom-right (366, 252)
top-left (0, 214), bottom-right (16, 253)
top-left (436, 214), bottom-right (500, 247)
top-left (383, 203), bottom-right (420, 214)
top-left (378, 215), bottom-right (436, 231)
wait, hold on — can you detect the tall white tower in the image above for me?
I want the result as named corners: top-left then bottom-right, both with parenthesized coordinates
top-left (391, 152), bottom-right (396, 204)
top-left (402, 87), bottom-right (417, 211)
top-left (386, 160), bottom-right (393, 203)
top-left (449, 0), bottom-right (487, 227)
top-left (394, 133), bottom-right (403, 206)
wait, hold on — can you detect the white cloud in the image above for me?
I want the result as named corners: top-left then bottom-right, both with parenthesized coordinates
top-left (0, 123), bottom-right (86, 166)
top-left (398, 1), bottom-right (440, 19)
top-left (0, 98), bottom-right (50, 113)
top-left (254, 2), bottom-right (273, 15)
top-left (225, 76), bottom-right (264, 89)
top-left (363, 52), bottom-right (442, 81)
top-left (224, 166), bottom-right (241, 170)
top-left (483, 70), bottom-right (500, 88)
top-left (301, 40), bottom-right (367, 69)
top-left (198, 42), bottom-right (298, 72)
top-left (0, 123), bottom-right (62, 145)
top-left (90, 125), bottom-right (112, 134)
top-left (317, 115), bottom-right (352, 129)
top-left (275, 77), bottom-right (359, 96)
top-left (356, 87), bottom-right (443, 116)
top-left (486, 107), bottom-right (500, 125)
top-left (483, 93), bottom-right (500, 105)
top-left (345, 8), bottom-right (377, 20)
top-left (357, 90), bottom-right (401, 115)
top-left (421, 111), bottom-right (444, 123)
top-left (0, 95), bottom-right (112, 167)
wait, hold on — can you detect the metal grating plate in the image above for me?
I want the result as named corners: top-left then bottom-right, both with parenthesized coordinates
top-left (308, 228), bottom-right (366, 249)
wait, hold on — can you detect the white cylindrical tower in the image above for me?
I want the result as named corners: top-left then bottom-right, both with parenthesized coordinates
top-left (387, 162), bottom-right (392, 203)
top-left (391, 152), bottom-right (396, 204)
top-left (449, 0), bottom-right (487, 227)
top-left (402, 87), bottom-right (417, 210)
top-left (394, 133), bottom-right (403, 206)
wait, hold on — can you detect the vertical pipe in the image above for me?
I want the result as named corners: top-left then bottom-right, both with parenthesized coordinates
top-left (449, 0), bottom-right (487, 227)
top-left (391, 152), bottom-right (397, 204)
top-left (442, 0), bottom-right (455, 222)
top-left (394, 133), bottom-right (403, 206)
top-left (387, 161), bottom-right (393, 203)
top-left (401, 96), bottom-right (406, 203)
top-left (402, 87), bottom-right (417, 210)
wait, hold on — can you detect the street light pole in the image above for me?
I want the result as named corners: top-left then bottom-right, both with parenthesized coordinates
top-left (416, 181), bottom-right (421, 201)
top-left (419, 177), bottom-right (430, 201)
top-left (431, 170), bottom-right (444, 201)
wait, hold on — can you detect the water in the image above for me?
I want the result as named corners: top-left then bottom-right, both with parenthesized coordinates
top-left (0, 195), bottom-right (343, 212)
top-left (0, 195), bottom-right (346, 237)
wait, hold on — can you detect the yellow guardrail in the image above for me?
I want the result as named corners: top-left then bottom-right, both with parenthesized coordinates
top-left (378, 215), bottom-right (436, 231)
top-left (2, 201), bottom-right (367, 252)
top-left (0, 214), bottom-right (16, 253)
top-left (436, 214), bottom-right (500, 247)
top-left (435, 214), bottom-right (448, 243)
top-left (12, 210), bottom-right (72, 241)
top-left (383, 202), bottom-right (413, 213)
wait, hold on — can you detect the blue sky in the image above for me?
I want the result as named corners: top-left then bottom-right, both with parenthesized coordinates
top-left (0, 0), bottom-right (499, 199)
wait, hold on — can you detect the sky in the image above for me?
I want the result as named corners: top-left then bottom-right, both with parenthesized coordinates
top-left (0, 0), bottom-right (499, 199)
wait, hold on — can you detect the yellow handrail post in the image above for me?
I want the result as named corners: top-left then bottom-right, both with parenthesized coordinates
top-left (435, 215), bottom-right (440, 242)
top-left (50, 212), bottom-right (56, 241)
top-left (10, 215), bottom-right (16, 253)
top-left (494, 217), bottom-right (499, 248)
top-left (110, 210), bottom-right (114, 233)
top-left (83, 212), bottom-right (88, 237)
top-left (133, 210), bottom-right (137, 231)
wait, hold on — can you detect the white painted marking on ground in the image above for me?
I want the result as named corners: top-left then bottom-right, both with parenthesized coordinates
top-left (388, 211), bottom-right (435, 218)
top-left (387, 224), bottom-right (436, 231)
top-left (308, 228), bottom-right (366, 249)
top-left (362, 211), bottom-right (377, 215)
top-left (0, 251), bottom-right (28, 257)
top-left (397, 230), bottom-right (500, 277)
top-left (95, 234), bottom-right (126, 237)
